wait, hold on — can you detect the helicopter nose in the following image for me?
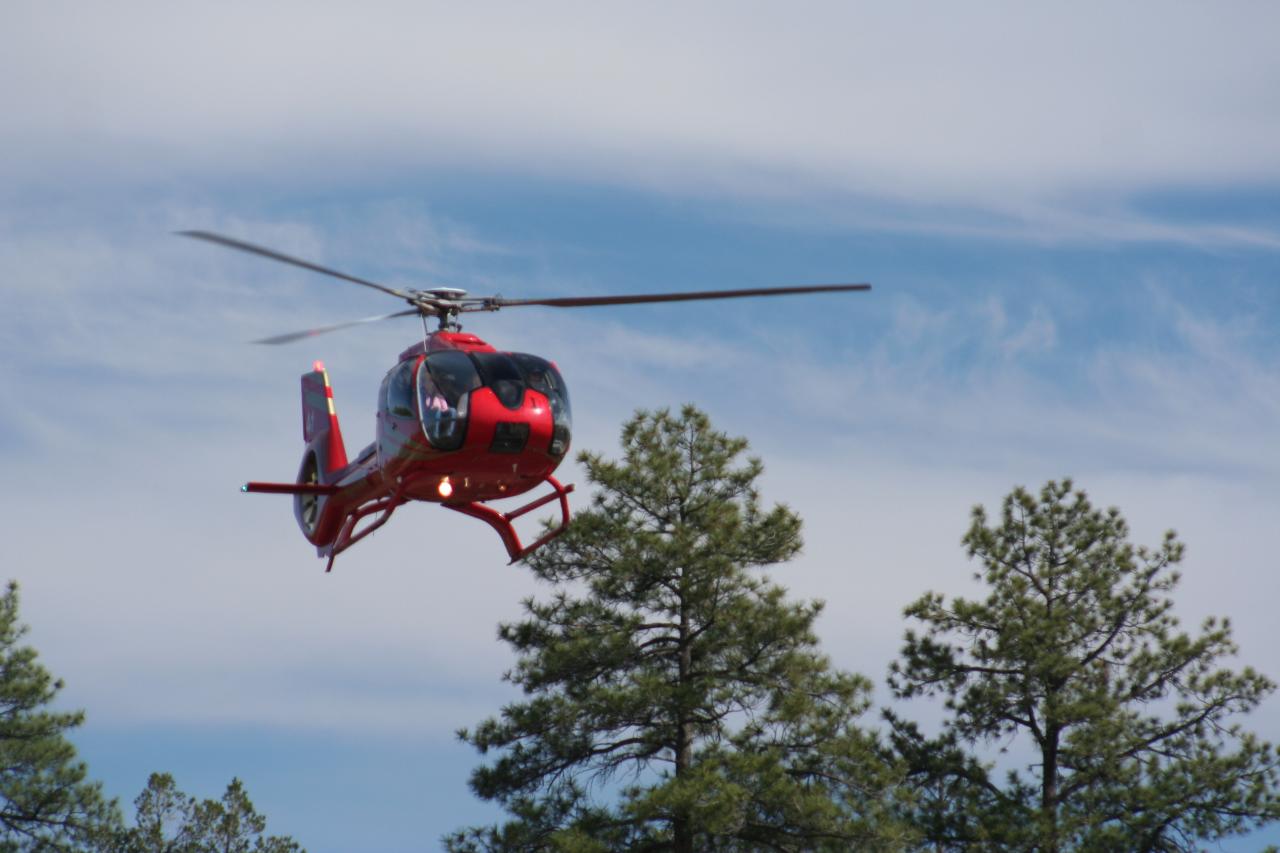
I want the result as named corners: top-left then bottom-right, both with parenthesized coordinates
top-left (490, 422), bottom-right (530, 454)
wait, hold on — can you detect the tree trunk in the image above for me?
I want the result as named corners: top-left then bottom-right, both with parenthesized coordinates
top-left (1042, 726), bottom-right (1060, 853)
top-left (674, 567), bottom-right (693, 853)
top-left (674, 706), bottom-right (693, 853)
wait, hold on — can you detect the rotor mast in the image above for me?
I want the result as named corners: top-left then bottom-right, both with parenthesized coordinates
top-left (416, 287), bottom-right (469, 332)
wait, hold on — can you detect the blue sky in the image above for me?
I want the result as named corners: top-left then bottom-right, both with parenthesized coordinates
top-left (3, 2), bottom-right (1279, 849)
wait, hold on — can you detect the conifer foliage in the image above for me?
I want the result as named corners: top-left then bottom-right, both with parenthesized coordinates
top-left (0, 581), bottom-right (115, 851)
top-left (113, 773), bottom-right (302, 853)
top-left (889, 479), bottom-right (1280, 851)
top-left (0, 582), bottom-right (303, 851)
top-left (448, 406), bottom-right (904, 851)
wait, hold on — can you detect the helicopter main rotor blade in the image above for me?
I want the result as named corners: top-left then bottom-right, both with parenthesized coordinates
top-left (251, 309), bottom-right (422, 345)
top-left (482, 282), bottom-right (870, 310)
top-left (178, 230), bottom-right (417, 301)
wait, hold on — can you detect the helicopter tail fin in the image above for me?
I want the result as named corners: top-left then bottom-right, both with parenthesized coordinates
top-left (301, 361), bottom-right (349, 482)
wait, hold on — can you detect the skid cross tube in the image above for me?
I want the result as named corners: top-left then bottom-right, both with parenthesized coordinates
top-left (445, 476), bottom-right (575, 563)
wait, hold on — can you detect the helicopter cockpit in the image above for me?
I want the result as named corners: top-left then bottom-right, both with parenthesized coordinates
top-left (393, 350), bottom-right (571, 456)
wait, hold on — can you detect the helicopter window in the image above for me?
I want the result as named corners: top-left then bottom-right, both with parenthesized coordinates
top-left (426, 350), bottom-right (482, 405)
top-left (510, 353), bottom-right (572, 458)
top-left (510, 354), bottom-right (570, 410)
top-left (470, 352), bottom-right (526, 410)
top-left (385, 360), bottom-right (416, 418)
top-left (419, 351), bottom-right (481, 451)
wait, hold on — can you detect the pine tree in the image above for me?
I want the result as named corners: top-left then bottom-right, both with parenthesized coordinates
top-left (116, 772), bottom-right (302, 852)
top-left (888, 479), bottom-right (1280, 851)
top-left (125, 773), bottom-right (188, 852)
top-left (448, 406), bottom-right (906, 851)
top-left (0, 581), bottom-right (117, 851)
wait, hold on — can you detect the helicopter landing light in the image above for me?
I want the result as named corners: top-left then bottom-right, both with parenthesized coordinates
top-left (438, 477), bottom-right (454, 499)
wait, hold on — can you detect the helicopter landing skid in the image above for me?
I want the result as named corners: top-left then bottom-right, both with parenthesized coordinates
top-left (323, 494), bottom-right (407, 573)
top-left (445, 476), bottom-right (575, 564)
top-left (321, 476), bottom-right (574, 571)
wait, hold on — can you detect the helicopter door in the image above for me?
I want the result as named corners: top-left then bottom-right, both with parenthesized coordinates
top-left (418, 350), bottom-right (481, 451)
top-left (376, 359), bottom-right (420, 464)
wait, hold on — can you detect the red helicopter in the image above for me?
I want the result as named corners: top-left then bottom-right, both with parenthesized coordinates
top-left (181, 231), bottom-right (870, 570)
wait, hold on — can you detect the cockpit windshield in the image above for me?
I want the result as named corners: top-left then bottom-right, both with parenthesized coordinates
top-left (414, 349), bottom-right (572, 457)
top-left (510, 353), bottom-right (572, 457)
top-left (417, 351), bottom-right (481, 451)
top-left (471, 353), bottom-right (526, 409)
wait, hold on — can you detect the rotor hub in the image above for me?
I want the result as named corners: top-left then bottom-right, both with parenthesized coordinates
top-left (407, 288), bottom-right (470, 331)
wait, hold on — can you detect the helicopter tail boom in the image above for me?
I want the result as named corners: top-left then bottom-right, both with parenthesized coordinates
top-left (242, 481), bottom-right (340, 495)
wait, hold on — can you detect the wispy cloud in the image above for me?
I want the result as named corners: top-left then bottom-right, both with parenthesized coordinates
top-left (6, 199), bottom-right (1275, 742)
top-left (1, 10), bottom-right (1278, 840)
top-left (3, 3), bottom-right (1279, 248)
